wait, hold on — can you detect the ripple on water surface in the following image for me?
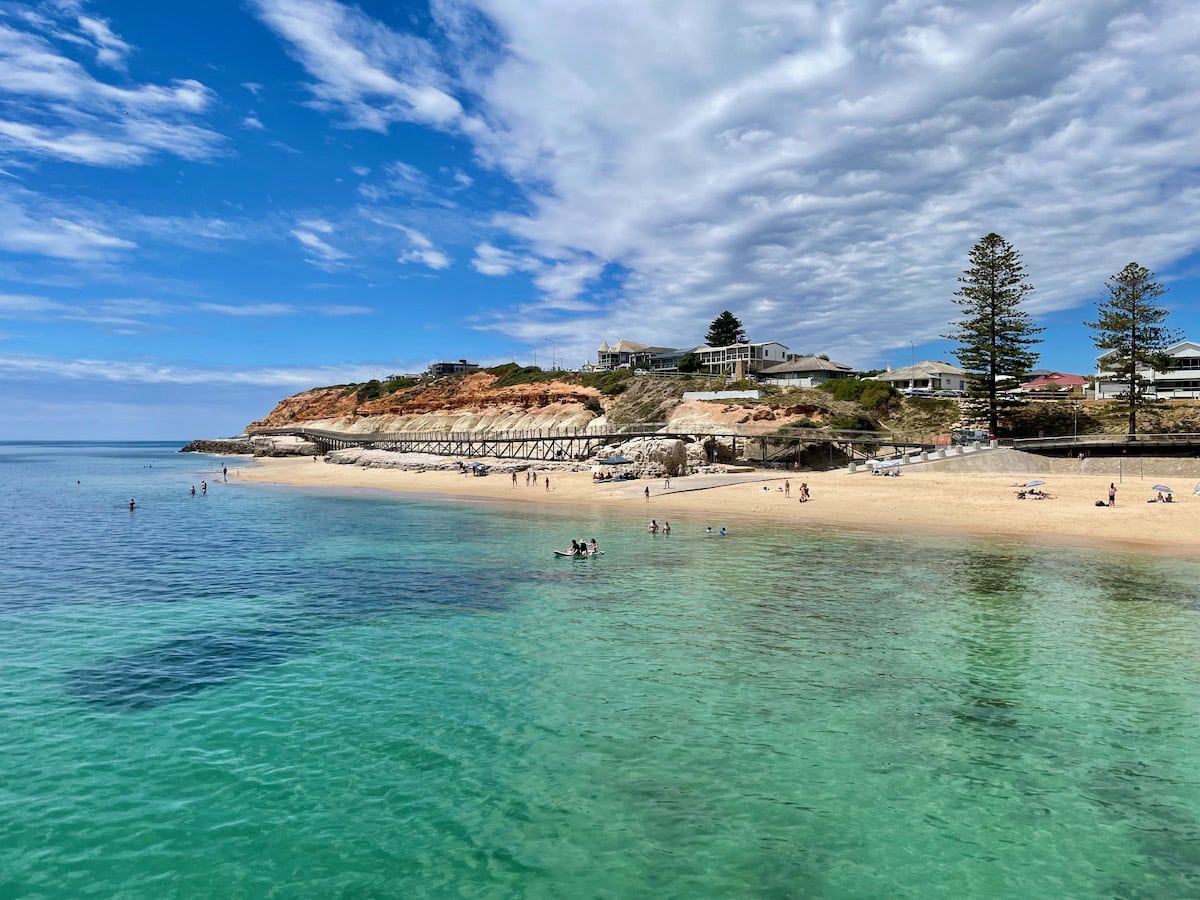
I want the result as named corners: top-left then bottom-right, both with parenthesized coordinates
top-left (3, 443), bottom-right (1200, 898)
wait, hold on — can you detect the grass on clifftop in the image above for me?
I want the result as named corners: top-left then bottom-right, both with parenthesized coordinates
top-left (484, 364), bottom-right (633, 395)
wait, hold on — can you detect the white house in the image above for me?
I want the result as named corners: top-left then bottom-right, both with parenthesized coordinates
top-left (694, 341), bottom-right (789, 376)
top-left (877, 361), bottom-right (970, 393)
top-left (595, 340), bottom-right (680, 371)
top-left (756, 356), bottom-right (856, 388)
top-left (1094, 340), bottom-right (1200, 399)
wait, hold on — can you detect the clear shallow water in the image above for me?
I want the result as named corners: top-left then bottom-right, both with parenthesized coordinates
top-left (3, 443), bottom-right (1200, 898)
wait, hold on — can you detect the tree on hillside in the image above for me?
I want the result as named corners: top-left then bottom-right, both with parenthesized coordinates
top-left (944, 233), bottom-right (1042, 436)
top-left (677, 350), bottom-right (702, 373)
top-left (1085, 262), bottom-right (1179, 436)
top-left (705, 311), bottom-right (746, 347)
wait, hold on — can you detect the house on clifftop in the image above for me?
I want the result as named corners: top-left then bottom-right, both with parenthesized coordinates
top-left (1094, 340), bottom-right (1200, 399)
top-left (756, 355), bottom-right (856, 388)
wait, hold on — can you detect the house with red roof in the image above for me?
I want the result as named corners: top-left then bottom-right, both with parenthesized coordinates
top-left (1019, 372), bottom-right (1087, 397)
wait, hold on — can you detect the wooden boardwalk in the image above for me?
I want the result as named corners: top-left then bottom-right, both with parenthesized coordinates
top-left (1011, 433), bottom-right (1200, 454)
top-left (249, 423), bottom-right (938, 463)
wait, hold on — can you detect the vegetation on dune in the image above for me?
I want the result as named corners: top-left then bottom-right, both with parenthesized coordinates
top-left (819, 378), bottom-right (900, 412)
top-left (354, 376), bottom-right (419, 403)
top-left (483, 363), bottom-right (633, 395)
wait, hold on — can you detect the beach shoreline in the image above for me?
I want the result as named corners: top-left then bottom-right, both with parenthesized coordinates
top-left (235, 456), bottom-right (1200, 558)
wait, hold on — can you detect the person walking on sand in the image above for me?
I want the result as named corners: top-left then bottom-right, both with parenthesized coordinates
top-left (644, 485), bottom-right (650, 501)
top-left (545, 476), bottom-right (551, 492)
top-left (664, 475), bottom-right (671, 489)
top-left (1108, 483), bottom-right (1116, 507)
top-left (784, 479), bottom-right (791, 498)
top-left (512, 471), bottom-right (518, 487)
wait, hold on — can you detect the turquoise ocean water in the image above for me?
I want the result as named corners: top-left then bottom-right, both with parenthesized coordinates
top-left (3, 441), bottom-right (1200, 898)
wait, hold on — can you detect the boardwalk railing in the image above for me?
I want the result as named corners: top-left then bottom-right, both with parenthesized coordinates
top-left (1012, 433), bottom-right (1200, 450)
top-left (248, 422), bottom-right (941, 462)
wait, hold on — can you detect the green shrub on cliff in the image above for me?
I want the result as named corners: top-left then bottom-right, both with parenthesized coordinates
top-left (819, 378), bottom-right (899, 412)
top-left (355, 376), bottom-right (419, 403)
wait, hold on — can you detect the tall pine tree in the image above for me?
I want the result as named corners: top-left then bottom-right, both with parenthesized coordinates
top-left (944, 233), bottom-right (1042, 435)
top-left (705, 311), bottom-right (746, 347)
top-left (1085, 262), bottom-right (1179, 437)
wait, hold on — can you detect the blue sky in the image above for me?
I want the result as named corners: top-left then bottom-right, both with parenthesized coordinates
top-left (2, 0), bottom-right (1200, 438)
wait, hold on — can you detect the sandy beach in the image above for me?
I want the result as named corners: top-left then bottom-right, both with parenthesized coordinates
top-left (237, 456), bottom-right (1200, 556)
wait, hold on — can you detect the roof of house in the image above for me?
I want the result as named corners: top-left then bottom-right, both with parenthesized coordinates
top-left (878, 361), bottom-right (967, 381)
top-left (1099, 340), bottom-right (1200, 360)
top-left (759, 356), bottom-right (854, 375)
top-left (1022, 372), bottom-right (1087, 388)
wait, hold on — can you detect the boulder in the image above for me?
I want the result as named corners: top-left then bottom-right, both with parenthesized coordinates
top-left (250, 435), bottom-right (319, 457)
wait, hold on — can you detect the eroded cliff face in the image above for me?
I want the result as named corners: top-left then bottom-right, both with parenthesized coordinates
top-left (249, 372), bottom-right (604, 434)
top-left (248, 372), bottom-right (855, 436)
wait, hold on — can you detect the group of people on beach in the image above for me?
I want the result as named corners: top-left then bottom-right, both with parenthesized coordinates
top-left (567, 538), bottom-right (599, 556)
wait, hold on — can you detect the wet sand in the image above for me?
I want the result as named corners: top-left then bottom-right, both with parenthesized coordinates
top-left (238, 457), bottom-right (1200, 556)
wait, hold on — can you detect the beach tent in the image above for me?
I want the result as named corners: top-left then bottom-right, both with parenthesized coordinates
top-left (868, 458), bottom-right (901, 470)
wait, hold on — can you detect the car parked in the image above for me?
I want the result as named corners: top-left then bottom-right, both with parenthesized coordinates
top-left (933, 389), bottom-right (966, 397)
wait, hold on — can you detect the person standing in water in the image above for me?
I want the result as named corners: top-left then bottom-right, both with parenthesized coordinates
top-left (663, 521), bottom-right (671, 535)
top-left (129, 498), bottom-right (136, 511)
top-left (201, 480), bottom-right (207, 495)
top-left (190, 485), bottom-right (196, 495)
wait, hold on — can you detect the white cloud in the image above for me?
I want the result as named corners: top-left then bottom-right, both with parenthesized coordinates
top-left (412, 0), bottom-right (1200, 365)
top-left (249, 0), bottom-right (465, 132)
top-left (0, 14), bottom-right (221, 166)
top-left (471, 241), bottom-right (537, 277)
top-left (290, 223), bottom-right (349, 267)
top-left (242, 81), bottom-right (264, 97)
top-left (350, 164), bottom-right (370, 176)
top-left (0, 354), bottom-right (394, 386)
top-left (242, 114), bottom-right (265, 130)
top-left (0, 186), bottom-right (134, 259)
top-left (360, 214), bottom-right (452, 270)
top-left (76, 15), bottom-right (131, 69)
top-left (318, 304), bottom-right (373, 315)
top-left (195, 303), bottom-right (298, 316)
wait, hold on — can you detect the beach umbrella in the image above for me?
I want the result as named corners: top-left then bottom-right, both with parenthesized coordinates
top-left (1194, 482), bottom-right (1200, 496)
top-left (1023, 480), bottom-right (1046, 487)
top-left (1152, 484), bottom-right (1173, 493)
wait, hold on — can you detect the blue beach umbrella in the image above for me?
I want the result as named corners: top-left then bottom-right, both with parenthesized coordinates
top-left (1152, 484), bottom-right (1173, 493)
top-left (1023, 480), bottom-right (1046, 487)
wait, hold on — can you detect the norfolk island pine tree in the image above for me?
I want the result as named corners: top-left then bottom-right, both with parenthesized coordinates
top-left (944, 233), bottom-right (1043, 436)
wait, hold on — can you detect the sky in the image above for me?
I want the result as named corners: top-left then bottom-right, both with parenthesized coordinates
top-left (2, 0), bottom-right (1200, 439)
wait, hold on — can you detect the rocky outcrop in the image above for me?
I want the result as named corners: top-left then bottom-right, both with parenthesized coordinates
top-left (325, 449), bottom-right (590, 473)
top-left (249, 372), bottom-right (603, 435)
top-left (250, 435), bottom-right (319, 457)
top-left (180, 438), bottom-right (253, 454)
